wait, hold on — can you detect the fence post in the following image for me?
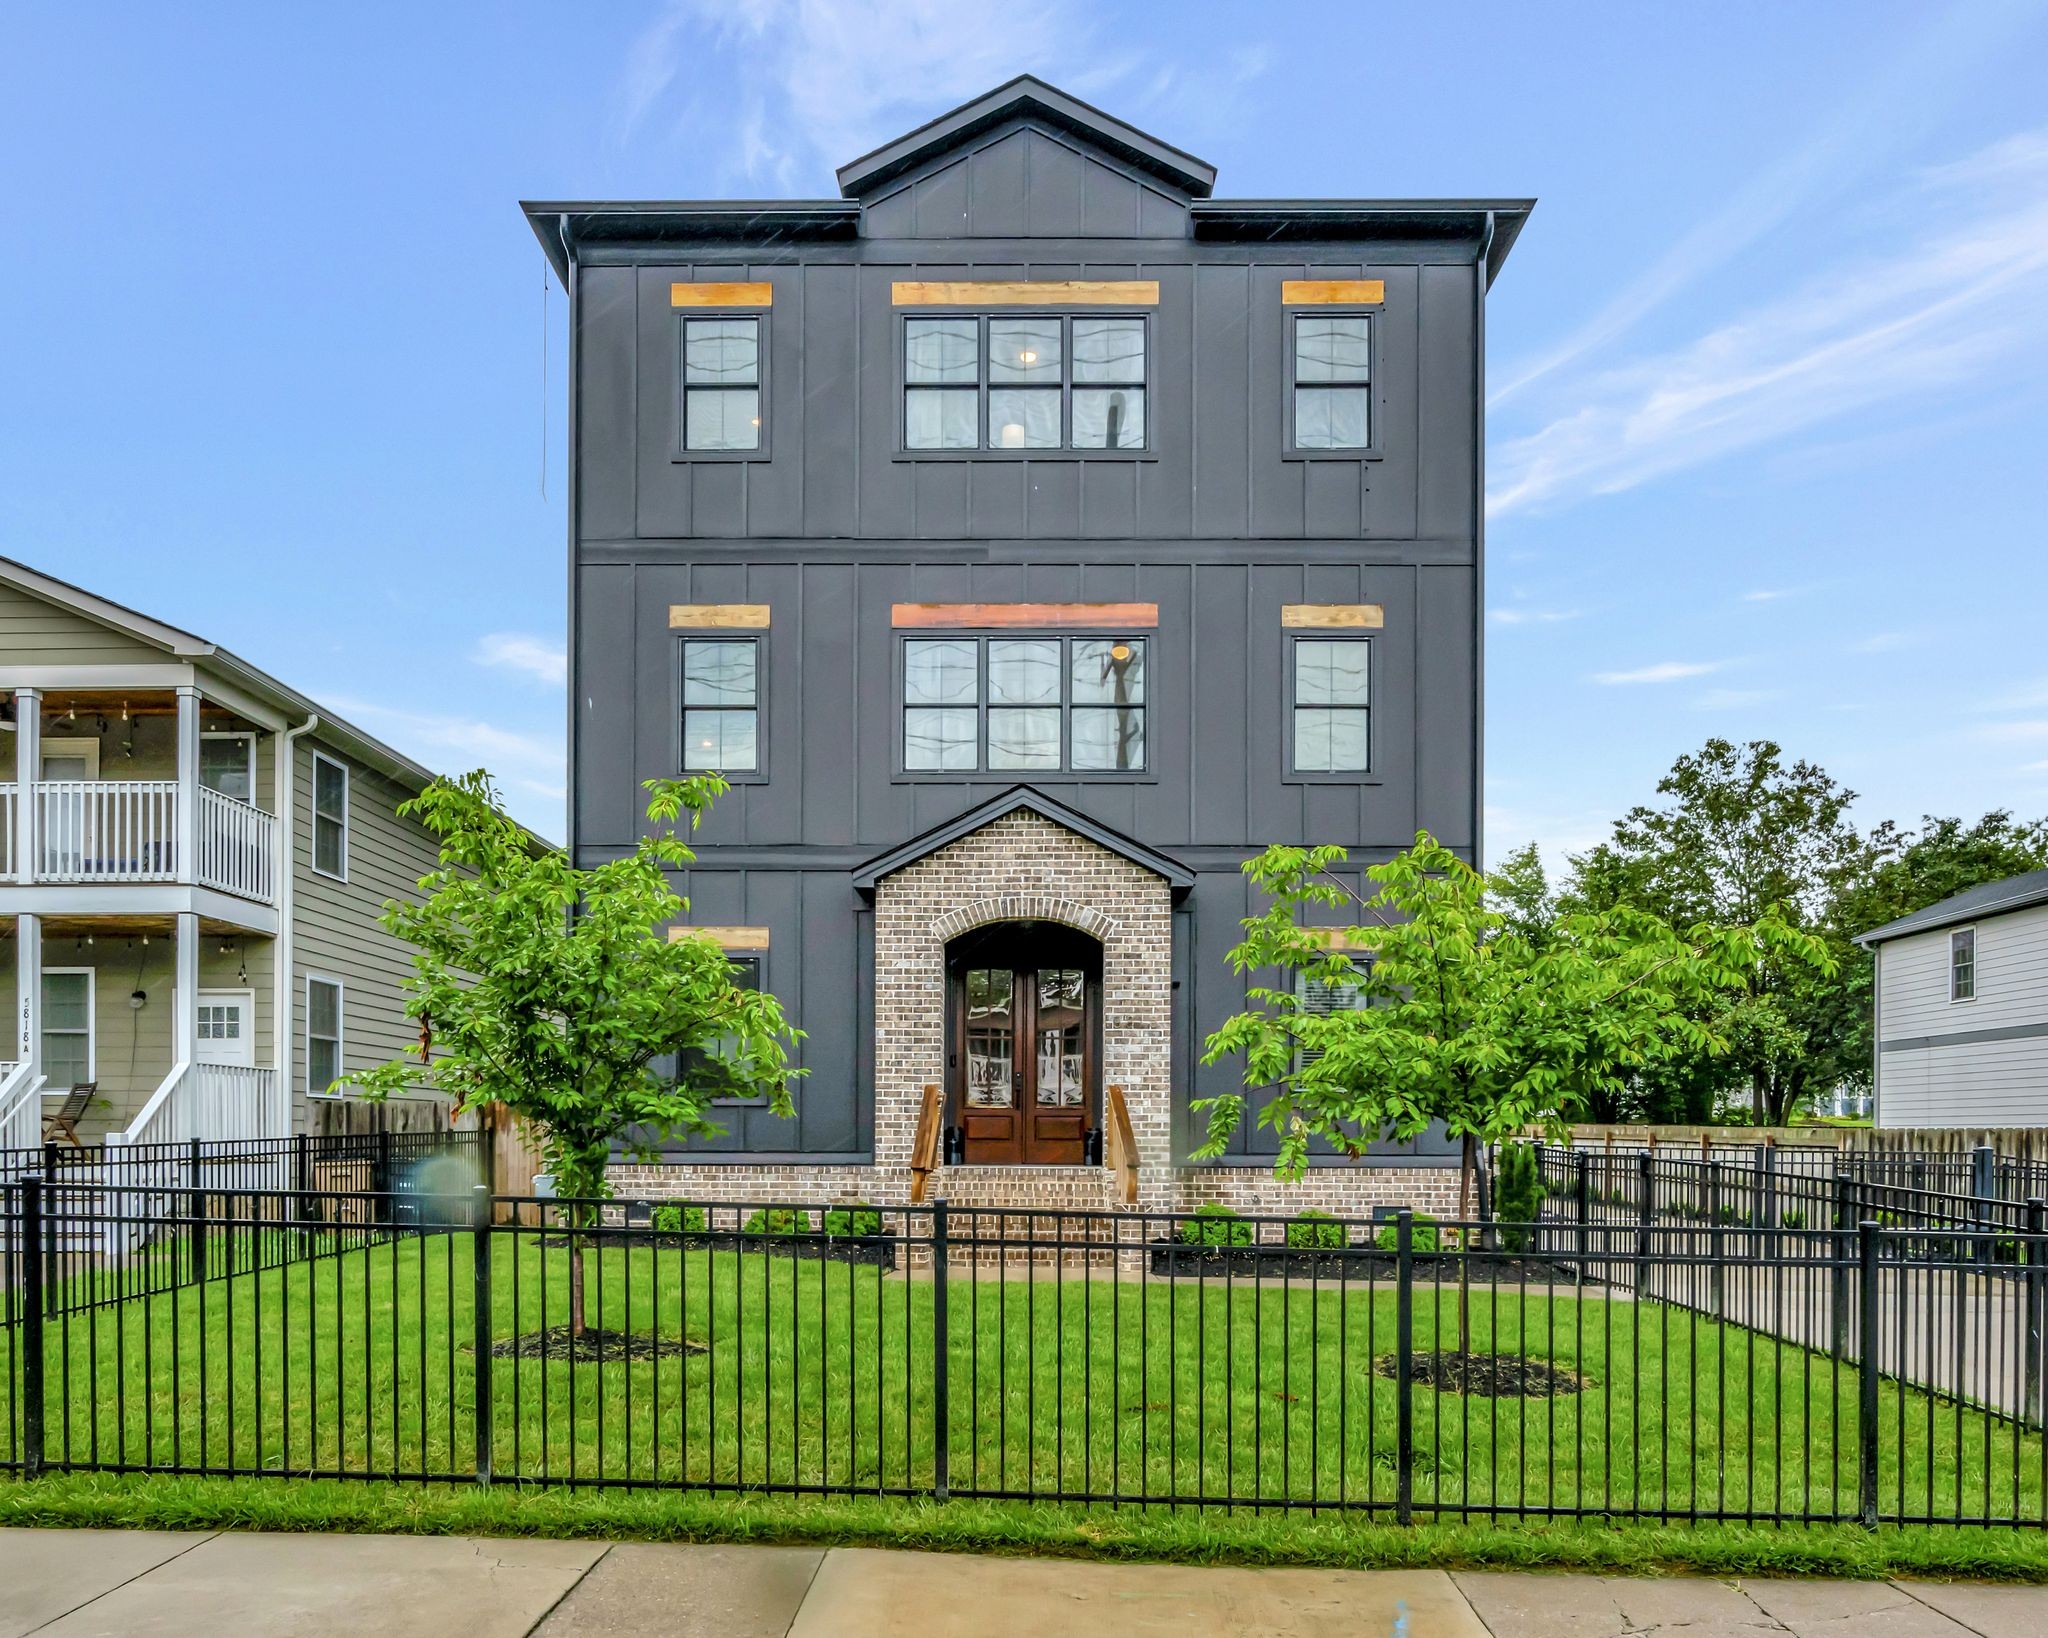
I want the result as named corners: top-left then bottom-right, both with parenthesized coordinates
top-left (1395, 1209), bottom-right (1414, 1525)
top-left (931, 1198), bottom-right (950, 1502)
top-left (1707, 1162), bottom-right (1725, 1319)
top-left (471, 1183), bottom-right (493, 1486)
top-left (375, 1127), bottom-right (394, 1230)
top-left (1635, 1151), bottom-right (1654, 1301)
top-left (1573, 1153), bottom-right (1590, 1287)
top-left (2027, 1198), bottom-right (2046, 1430)
top-left (294, 1131), bottom-right (312, 1258)
top-left (1973, 1145), bottom-right (1998, 1266)
top-left (1831, 1173), bottom-right (1853, 1363)
top-left (1762, 1140), bottom-right (1780, 1262)
top-left (22, 1178), bottom-right (45, 1478)
top-left (1857, 1217), bottom-right (1881, 1529)
top-left (40, 1141), bottom-right (58, 1316)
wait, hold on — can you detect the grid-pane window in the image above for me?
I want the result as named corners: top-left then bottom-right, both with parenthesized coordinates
top-left (42, 972), bottom-right (92, 1088)
top-left (1293, 638), bottom-right (1370, 772)
top-left (904, 315), bottom-right (1146, 451)
top-left (682, 317), bottom-right (761, 451)
top-left (1296, 966), bottom-right (1370, 1070)
top-left (1293, 314), bottom-right (1371, 450)
top-left (902, 636), bottom-right (1147, 772)
top-left (307, 977), bottom-right (342, 1095)
top-left (1951, 929), bottom-right (1976, 1001)
top-left (312, 754), bottom-right (348, 877)
top-left (682, 638), bottom-right (760, 773)
top-left (675, 955), bottom-right (764, 1103)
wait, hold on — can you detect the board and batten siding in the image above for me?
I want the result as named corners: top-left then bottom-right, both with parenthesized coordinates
top-left (288, 738), bottom-right (442, 1128)
top-left (1876, 902), bottom-right (2048, 1127)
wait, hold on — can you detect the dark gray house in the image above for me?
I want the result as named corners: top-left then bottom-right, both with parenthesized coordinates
top-left (526, 78), bottom-right (1528, 1217)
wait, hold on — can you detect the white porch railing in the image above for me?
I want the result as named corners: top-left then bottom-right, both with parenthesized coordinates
top-left (0, 1060), bottom-right (41, 1153)
top-left (8, 780), bottom-right (278, 903)
top-left (122, 1062), bottom-right (278, 1149)
top-left (195, 785), bottom-right (277, 901)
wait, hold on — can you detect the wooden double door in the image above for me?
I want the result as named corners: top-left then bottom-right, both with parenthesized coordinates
top-left (948, 924), bottom-right (1100, 1165)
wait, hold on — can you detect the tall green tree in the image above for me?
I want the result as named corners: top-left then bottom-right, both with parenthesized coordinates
top-left (347, 771), bottom-right (801, 1336)
top-left (1198, 832), bottom-right (1828, 1352)
top-left (1565, 739), bottom-right (1875, 1125)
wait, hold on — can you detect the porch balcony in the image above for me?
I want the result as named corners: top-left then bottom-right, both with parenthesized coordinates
top-left (0, 781), bottom-right (276, 902)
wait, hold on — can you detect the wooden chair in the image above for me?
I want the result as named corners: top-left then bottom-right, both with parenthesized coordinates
top-left (41, 1082), bottom-right (96, 1148)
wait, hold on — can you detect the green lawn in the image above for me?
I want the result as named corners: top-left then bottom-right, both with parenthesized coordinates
top-left (7, 1232), bottom-right (2042, 1528)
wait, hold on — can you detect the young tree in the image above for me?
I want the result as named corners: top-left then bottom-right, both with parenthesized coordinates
top-left (1198, 832), bottom-right (1829, 1353)
top-left (347, 771), bottom-right (801, 1337)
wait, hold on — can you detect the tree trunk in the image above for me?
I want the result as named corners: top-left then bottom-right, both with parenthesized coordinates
top-left (1457, 1133), bottom-right (1475, 1357)
top-left (569, 1239), bottom-right (586, 1338)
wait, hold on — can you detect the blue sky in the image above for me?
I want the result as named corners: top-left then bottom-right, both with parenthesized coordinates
top-left (6, 2), bottom-right (2048, 861)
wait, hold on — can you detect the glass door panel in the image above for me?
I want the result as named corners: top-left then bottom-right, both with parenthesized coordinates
top-left (963, 968), bottom-right (1015, 1108)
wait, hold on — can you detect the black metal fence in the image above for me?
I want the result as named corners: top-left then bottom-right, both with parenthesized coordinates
top-left (3, 1178), bottom-right (2044, 1527)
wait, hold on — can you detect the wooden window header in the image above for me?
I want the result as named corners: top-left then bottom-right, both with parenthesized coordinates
top-left (1282, 280), bottom-right (1386, 306)
top-left (669, 926), bottom-right (771, 951)
top-left (670, 282), bottom-right (774, 308)
top-left (891, 602), bottom-right (1159, 630)
top-left (1303, 928), bottom-right (1375, 952)
top-left (892, 280), bottom-right (1160, 308)
top-left (669, 604), bottom-right (771, 630)
top-left (1282, 604), bottom-right (1384, 630)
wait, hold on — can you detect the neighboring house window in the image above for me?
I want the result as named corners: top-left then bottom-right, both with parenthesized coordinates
top-left (42, 970), bottom-right (94, 1088)
top-left (682, 638), bottom-right (760, 773)
top-left (675, 955), bottom-right (766, 1104)
top-left (903, 316), bottom-right (1146, 451)
top-left (1951, 929), bottom-right (1976, 1001)
top-left (306, 977), bottom-right (343, 1095)
top-left (200, 733), bottom-right (256, 802)
top-left (311, 753), bottom-right (348, 879)
top-left (682, 317), bottom-right (761, 451)
top-left (1292, 638), bottom-right (1370, 772)
top-left (903, 635), bottom-right (1146, 771)
top-left (1291, 314), bottom-right (1371, 450)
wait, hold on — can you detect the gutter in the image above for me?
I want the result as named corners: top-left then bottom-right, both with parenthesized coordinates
top-left (276, 712), bottom-right (319, 1136)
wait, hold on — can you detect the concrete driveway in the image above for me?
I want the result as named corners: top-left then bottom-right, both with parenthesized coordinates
top-left (3, 1528), bottom-right (2045, 1637)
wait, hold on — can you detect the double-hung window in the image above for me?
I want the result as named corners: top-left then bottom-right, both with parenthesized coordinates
top-left (903, 316), bottom-right (1147, 451)
top-left (674, 955), bottom-right (766, 1104)
top-left (306, 976), bottom-right (343, 1096)
top-left (682, 638), bottom-right (760, 773)
top-left (1291, 314), bottom-right (1372, 450)
top-left (311, 753), bottom-right (348, 879)
top-left (682, 317), bottom-right (762, 451)
top-left (1296, 964), bottom-right (1371, 1071)
top-left (1291, 638), bottom-right (1370, 773)
top-left (1951, 929), bottom-right (1976, 1002)
top-left (903, 635), bottom-right (1147, 771)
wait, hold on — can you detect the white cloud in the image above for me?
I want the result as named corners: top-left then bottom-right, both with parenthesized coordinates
top-left (1488, 126), bottom-right (2048, 520)
top-left (1489, 606), bottom-right (1582, 627)
top-left (1742, 586), bottom-right (1811, 603)
top-left (322, 694), bottom-right (565, 842)
top-left (1848, 631), bottom-right (1922, 654)
top-left (1591, 660), bottom-right (1724, 686)
top-left (473, 632), bottom-right (568, 687)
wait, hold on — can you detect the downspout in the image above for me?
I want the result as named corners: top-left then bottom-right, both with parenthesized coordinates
top-left (560, 213), bottom-right (578, 870)
top-left (276, 713), bottom-right (320, 1138)
top-left (1472, 210), bottom-right (1495, 871)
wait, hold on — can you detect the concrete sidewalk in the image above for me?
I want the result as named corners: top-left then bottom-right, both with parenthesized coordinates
top-left (3, 1528), bottom-right (2045, 1637)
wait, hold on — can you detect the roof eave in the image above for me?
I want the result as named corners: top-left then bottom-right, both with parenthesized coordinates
top-left (851, 784), bottom-right (1196, 894)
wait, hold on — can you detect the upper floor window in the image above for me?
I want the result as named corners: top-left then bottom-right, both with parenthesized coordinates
top-left (1291, 638), bottom-right (1370, 773)
top-left (311, 752), bottom-right (348, 879)
top-left (1951, 928), bottom-right (1976, 1001)
top-left (1291, 314), bottom-right (1371, 450)
top-left (200, 732), bottom-right (255, 803)
top-left (682, 637), bottom-right (760, 773)
top-left (903, 635), bottom-right (1146, 772)
top-left (683, 317), bottom-right (762, 451)
top-left (903, 316), bottom-right (1146, 452)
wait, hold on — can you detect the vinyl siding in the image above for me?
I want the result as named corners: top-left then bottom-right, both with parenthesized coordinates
top-left (0, 581), bottom-right (170, 666)
top-left (1875, 903), bottom-right (2048, 1127)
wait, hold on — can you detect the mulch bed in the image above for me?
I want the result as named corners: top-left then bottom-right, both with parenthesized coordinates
top-left (1375, 1350), bottom-right (1588, 1398)
top-left (1147, 1243), bottom-right (1586, 1285)
top-left (485, 1325), bottom-right (707, 1364)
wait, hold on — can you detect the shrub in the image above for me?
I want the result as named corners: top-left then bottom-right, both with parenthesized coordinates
top-left (1284, 1210), bottom-right (1348, 1250)
top-left (1374, 1212), bottom-right (1440, 1254)
top-left (1494, 1143), bottom-right (1542, 1254)
top-left (822, 1203), bottom-right (883, 1237)
top-left (649, 1202), bottom-right (706, 1235)
top-left (1781, 1209), bottom-right (1806, 1230)
top-left (1177, 1203), bottom-right (1255, 1247)
top-left (742, 1207), bottom-right (809, 1236)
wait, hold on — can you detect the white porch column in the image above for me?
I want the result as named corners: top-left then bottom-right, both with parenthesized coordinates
top-left (174, 685), bottom-right (200, 882)
top-left (14, 687), bottom-right (37, 884)
top-left (14, 911), bottom-right (39, 1082)
top-left (174, 909), bottom-right (199, 1069)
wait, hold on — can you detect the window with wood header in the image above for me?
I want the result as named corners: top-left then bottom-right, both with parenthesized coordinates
top-left (671, 955), bottom-right (766, 1105)
top-left (682, 638), bottom-right (760, 773)
top-left (682, 317), bottom-right (762, 451)
top-left (1290, 637), bottom-right (1370, 773)
top-left (903, 316), bottom-right (1146, 451)
top-left (902, 635), bottom-right (1147, 771)
top-left (1296, 965), bottom-right (1372, 1070)
top-left (1291, 314), bottom-right (1371, 450)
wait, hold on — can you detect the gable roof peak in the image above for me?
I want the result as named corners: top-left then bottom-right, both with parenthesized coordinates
top-left (835, 75), bottom-right (1216, 201)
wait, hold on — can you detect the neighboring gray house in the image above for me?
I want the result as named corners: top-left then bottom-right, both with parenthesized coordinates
top-left (528, 78), bottom-right (1529, 1215)
top-left (0, 556), bottom-right (467, 1148)
top-left (1859, 870), bottom-right (2048, 1129)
